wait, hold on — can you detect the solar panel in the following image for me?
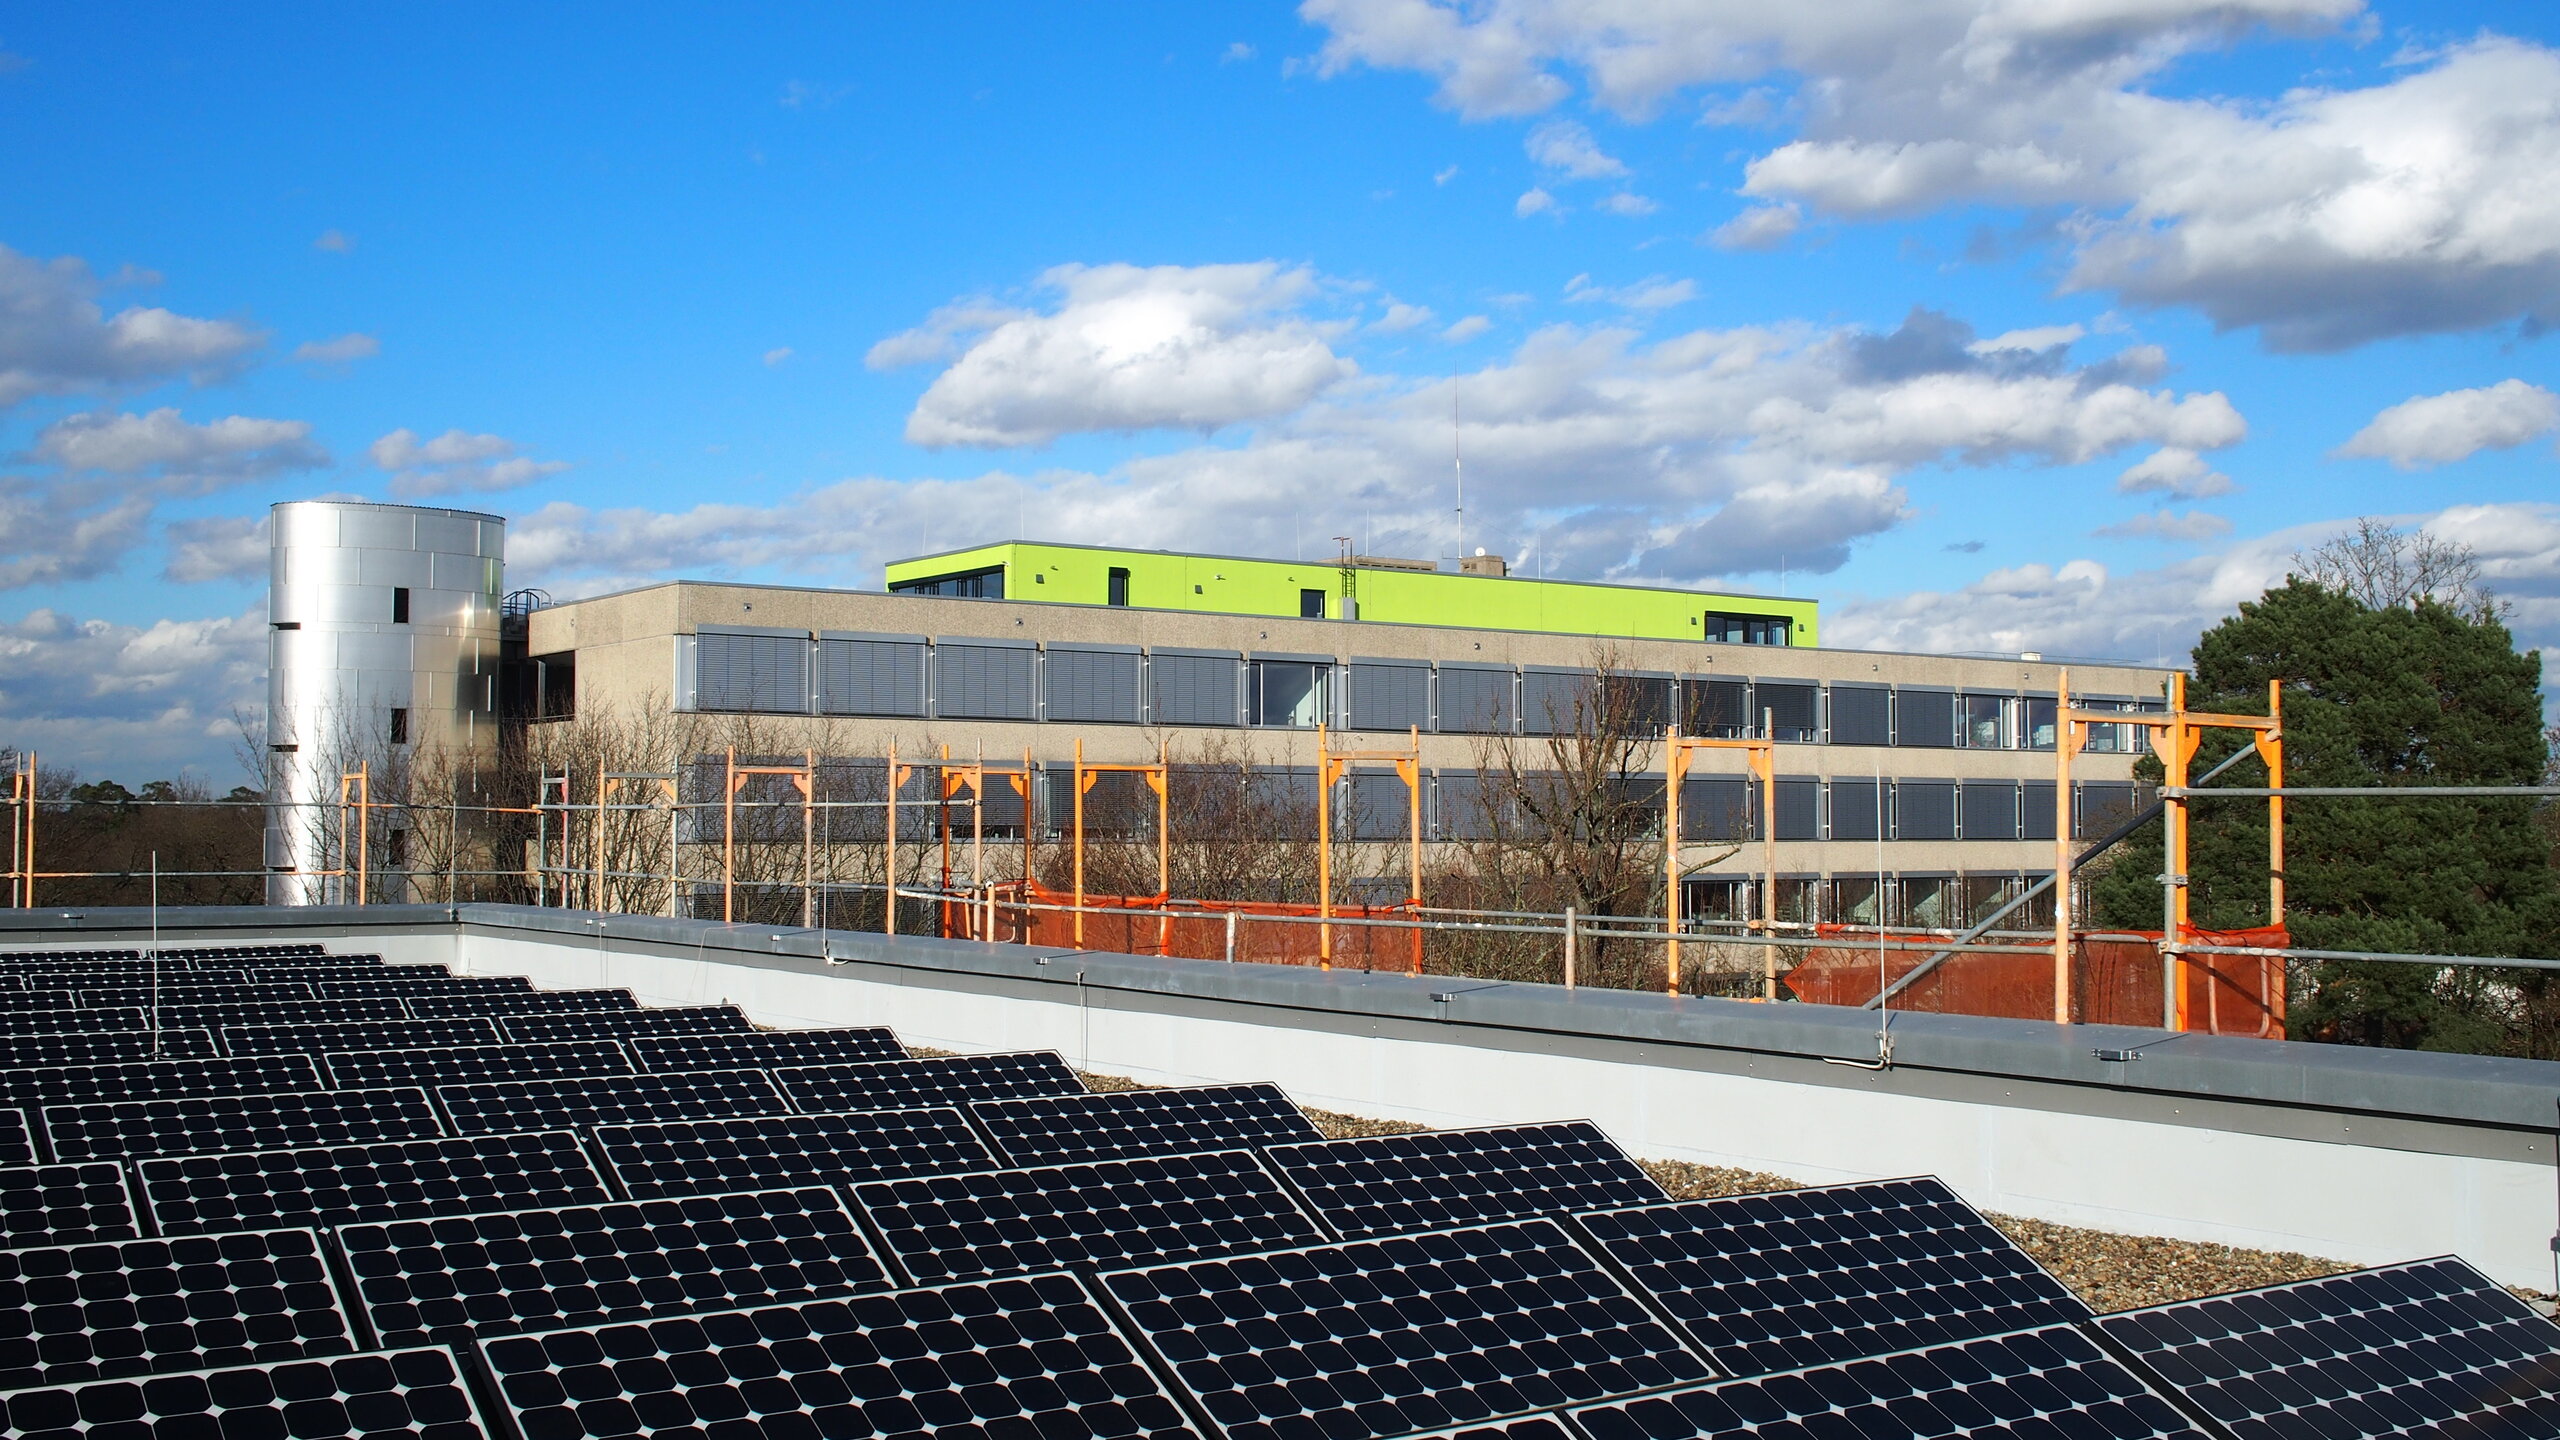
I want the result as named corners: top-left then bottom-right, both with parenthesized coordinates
top-left (436, 1069), bottom-right (791, 1135)
top-left (1102, 1217), bottom-right (1711, 1439)
top-left (75, 982), bottom-right (318, 1008)
top-left (0, 1344), bottom-right (492, 1440)
top-left (223, 1017), bottom-right (505, 1055)
top-left (0, 1227), bottom-right (357, 1387)
top-left (476, 1272), bottom-right (1196, 1440)
top-left (163, 943), bottom-right (334, 960)
top-left (320, 1040), bottom-right (634, 1090)
top-left (401, 988), bottom-right (638, 1017)
top-left (0, 989), bottom-right (79, 1009)
top-left (1266, 1121), bottom-right (1666, 1240)
top-left (0, 1106), bottom-right (31, 1166)
top-left (0, 1006), bottom-right (151, 1033)
top-left (775, 1050), bottom-right (1086, 1113)
top-left (592, 1108), bottom-right (995, 1199)
top-left (134, 1131), bottom-right (612, 1236)
top-left (1568, 1324), bottom-right (2212, 1440)
top-left (0, 1028), bottom-right (219, 1068)
top-left (0, 947), bottom-right (142, 964)
top-left (1396, 1422), bottom-right (1576, 1440)
top-left (315, 975), bottom-right (532, 999)
top-left (495, 1005), bottom-right (755, 1043)
top-left (853, 1149), bottom-right (1328, 1284)
top-left (162, 997), bottom-right (411, 1031)
top-left (336, 1186), bottom-right (897, 1349)
top-left (2092, 1256), bottom-right (2560, 1439)
top-left (972, 1083), bottom-right (1324, 1167)
top-left (1574, 1177), bottom-right (2091, 1377)
top-left (0, 1162), bottom-right (139, 1245)
top-left (42, 1087), bottom-right (447, 1161)
top-left (0, 1055), bottom-right (323, 1111)
top-left (627, 1025), bottom-right (905, 1071)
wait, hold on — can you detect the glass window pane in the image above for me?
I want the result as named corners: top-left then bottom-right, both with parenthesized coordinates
top-left (2024, 698), bottom-right (2057, 750)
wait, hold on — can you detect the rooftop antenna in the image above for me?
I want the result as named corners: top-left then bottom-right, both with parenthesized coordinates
top-left (1452, 380), bottom-right (1465, 563)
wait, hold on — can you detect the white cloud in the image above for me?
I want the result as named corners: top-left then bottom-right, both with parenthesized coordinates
top-left (1514, 187), bottom-right (1560, 217)
top-left (864, 300), bottom-right (1028, 370)
top-left (369, 427), bottom-right (569, 497)
top-left (0, 483), bottom-right (152, 588)
top-left (1371, 301), bottom-right (1435, 333)
top-left (2117, 446), bottom-right (2235, 498)
top-left (34, 409), bottom-right (325, 487)
top-left (162, 514), bottom-right (268, 584)
top-left (291, 332), bottom-right (378, 366)
top-left (1564, 274), bottom-right (1697, 310)
top-left (1708, 203), bottom-right (1800, 251)
top-left (2334, 379), bottom-right (2560, 470)
top-left (2094, 509), bottom-right (2233, 542)
top-left (0, 605), bottom-right (265, 782)
top-left (762, 346), bottom-right (795, 367)
top-left (0, 245), bottom-right (265, 409)
top-left (1223, 41), bottom-right (1257, 63)
top-left (1434, 165), bottom-right (1460, 185)
top-left (312, 230), bottom-right (354, 254)
top-left (1441, 314), bottom-right (1492, 342)
top-left (1597, 192), bottom-right (1658, 217)
top-left (1970, 324), bottom-right (2084, 355)
top-left (898, 262), bottom-right (1355, 447)
top-left (1525, 118), bottom-right (1627, 179)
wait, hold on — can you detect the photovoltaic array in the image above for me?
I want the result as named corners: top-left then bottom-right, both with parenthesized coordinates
top-left (1, 1055), bottom-right (321, 1110)
top-left (0, 1227), bottom-right (356, 1388)
top-left (320, 1040), bottom-right (634, 1089)
top-left (0, 1162), bottom-right (140, 1245)
top-left (0, 1028), bottom-right (218, 1068)
top-left (591, 1108), bottom-right (993, 1198)
top-left (134, 1131), bottom-right (612, 1235)
top-left (433, 1068), bottom-right (790, 1134)
top-left (628, 1025), bottom-right (904, 1071)
top-left (40, 1087), bottom-right (446, 1161)
top-left (0, 1108), bottom-right (30, 1167)
top-left (972, 1082), bottom-right (1324, 1165)
top-left (0, 1346), bottom-right (492, 1440)
top-left (224, 1017), bottom-right (505, 1056)
top-left (402, 988), bottom-right (638, 1017)
top-left (1264, 1121), bottom-right (1666, 1240)
top-left (497, 1005), bottom-right (753, 1043)
top-left (774, 1049), bottom-right (1085, 1112)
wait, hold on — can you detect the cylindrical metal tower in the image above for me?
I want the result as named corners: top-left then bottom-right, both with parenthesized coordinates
top-left (266, 500), bottom-right (505, 904)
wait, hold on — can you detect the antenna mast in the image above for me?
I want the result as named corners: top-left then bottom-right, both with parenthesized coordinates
top-left (1452, 381), bottom-right (1464, 561)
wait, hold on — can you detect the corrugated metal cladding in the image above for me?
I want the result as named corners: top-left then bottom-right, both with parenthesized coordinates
top-left (1149, 652), bottom-right (1240, 727)
top-left (1829, 684), bottom-right (1891, 746)
top-left (697, 631), bottom-right (809, 713)
top-left (1897, 780), bottom-right (1959, 839)
top-left (1897, 689), bottom-right (1957, 747)
top-left (936, 643), bottom-right (1036, 720)
top-left (1349, 660), bottom-right (1429, 732)
top-left (1044, 646), bottom-right (1140, 724)
top-left (1831, 777), bottom-right (1884, 841)
top-left (1683, 677), bottom-right (1752, 736)
top-left (1962, 780), bottom-right (2020, 841)
top-left (1520, 669), bottom-right (1595, 735)
top-left (1438, 665), bottom-right (1515, 734)
top-left (818, 638), bottom-right (926, 717)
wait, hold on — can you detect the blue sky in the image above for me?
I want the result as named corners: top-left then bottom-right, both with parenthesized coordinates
top-left (2, 1), bottom-right (2556, 781)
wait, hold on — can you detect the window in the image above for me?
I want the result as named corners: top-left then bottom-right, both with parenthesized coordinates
top-left (1829, 685), bottom-right (1891, 746)
top-left (817, 638), bottom-right (925, 717)
top-left (391, 587), bottom-right (411, 624)
top-left (2022, 697), bottom-right (2058, 750)
top-left (695, 631), bottom-right (810, 713)
top-left (1895, 690), bottom-right (1956, 748)
top-left (889, 566), bottom-right (1004, 599)
top-left (1150, 652), bottom-right (1241, 727)
top-left (1299, 588), bottom-right (1326, 619)
top-left (1107, 568), bottom-right (1130, 607)
top-left (388, 708), bottom-right (409, 745)
top-left (1958, 694), bottom-right (2009, 748)
top-left (386, 829), bottom-right (407, 868)
top-left (1704, 612), bottom-right (1791, 645)
top-left (1249, 660), bottom-right (1328, 727)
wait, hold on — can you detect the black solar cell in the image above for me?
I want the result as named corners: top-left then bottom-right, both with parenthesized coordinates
top-left (1267, 1121), bottom-right (1665, 1240)
top-left (0, 989), bottom-right (79, 1009)
top-left (1101, 1218), bottom-right (1711, 1440)
top-left (75, 982), bottom-right (317, 1009)
top-left (41, 1087), bottom-right (447, 1161)
top-left (0, 1054), bottom-right (322, 1110)
top-left (495, 1005), bottom-right (754, 1043)
top-left (320, 1040), bottom-right (634, 1090)
top-left (402, 988), bottom-right (638, 1017)
top-left (476, 1272), bottom-right (1197, 1440)
top-left (853, 1149), bottom-right (1328, 1284)
top-left (972, 1083), bottom-right (1324, 1167)
top-left (592, 1108), bottom-right (995, 1198)
top-left (336, 1186), bottom-right (897, 1348)
top-left (0, 1227), bottom-right (357, 1387)
top-left (2092, 1256), bottom-right (2560, 1439)
top-left (1569, 1324), bottom-right (2211, 1440)
top-left (48, 967), bottom-right (251, 987)
top-left (0, 1006), bottom-right (151, 1033)
top-left (435, 1069), bottom-right (791, 1135)
top-left (223, 1017), bottom-right (505, 1055)
top-left (0, 948), bottom-right (142, 965)
top-left (0, 1106), bottom-right (30, 1166)
top-left (1397, 1421), bottom-right (1576, 1440)
top-left (627, 1025), bottom-right (906, 1071)
top-left (0, 1344), bottom-right (491, 1440)
top-left (134, 1131), bottom-right (612, 1236)
top-left (163, 997), bottom-right (411, 1031)
top-left (0, 1028), bottom-right (219, 1068)
top-left (1574, 1177), bottom-right (2091, 1377)
top-left (0, 1162), bottom-right (139, 1245)
top-left (775, 1050), bottom-right (1085, 1113)
top-left (315, 975), bottom-right (532, 999)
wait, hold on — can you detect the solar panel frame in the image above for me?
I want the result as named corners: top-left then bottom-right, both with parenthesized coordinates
top-left (222, 1016), bottom-right (505, 1055)
top-left (495, 1005), bottom-right (755, 1043)
top-left (0, 1054), bottom-right (323, 1111)
top-left (1572, 1176), bottom-right (2093, 1378)
top-left (775, 1049), bottom-right (1086, 1113)
top-left (591, 1107), bottom-right (997, 1198)
top-left (335, 1185), bottom-right (898, 1349)
top-left (0, 1343), bottom-right (493, 1440)
top-left (2091, 1255), bottom-right (2560, 1440)
top-left (320, 1040), bottom-right (634, 1090)
top-left (0, 1226), bottom-right (358, 1388)
top-left (0, 1005), bottom-right (152, 1034)
top-left (0, 1161), bottom-right (140, 1246)
top-left (41, 1087), bottom-right (448, 1161)
top-left (434, 1068), bottom-right (793, 1135)
top-left (1265, 1120), bottom-right (1667, 1240)
top-left (314, 975), bottom-right (532, 999)
top-left (852, 1148), bottom-right (1329, 1285)
top-left (0, 1106), bottom-right (31, 1166)
top-left (0, 1028), bottom-right (220, 1068)
top-left (626, 1025), bottom-right (906, 1071)
top-left (475, 1270), bottom-right (1198, 1440)
top-left (400, 988), bottom-right (639, 1017)
top-left (161, 996), bottom-right (413, 1031)
top-left (134, 1130), bottom-right (613, 1236)
top-left (1100, 1216), bottom-right (1713, 1440)
top-left (971, 1082), bottom-right (1326, 1167)
top-left (1567, 1323), bottom-right (2214, 1440)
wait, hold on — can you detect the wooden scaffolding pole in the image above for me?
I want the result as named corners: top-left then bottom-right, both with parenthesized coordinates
top-left (1663, 726), bottom-right (1776, 998)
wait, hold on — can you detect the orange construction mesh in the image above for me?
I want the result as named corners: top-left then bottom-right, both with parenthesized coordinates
top-left (949, 880), bottom-right (1426, 972)
top-left (1782, 924), bottom-right (2287, 1035)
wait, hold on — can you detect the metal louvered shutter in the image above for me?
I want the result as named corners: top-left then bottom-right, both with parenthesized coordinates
top-left (818, 639), bottom-right (925, 716)
top-left (1682, 678), bottom-right (1751, 737)
top-left (1895, 690), bottom-right (1956, 747)
top-left (1681, 775), bottom-right (1751, 840)
top-left (1045, 647), bottom-right (1139, 723)
top-left (1520, 670), bottom-right (1593, 735)
top-left (935, 644), bottom-right (1036, 720)
top-left (1830, 778), bottom-right (1884, 841)
top-left (1775, 778), bottom-right (1820, 840)
top-left (1962, 780), bottom-right (2020, 840)
top-left (1829, 685), bottom-right (1891, 746)
top-left (1757, 681), bottom-right (1819, 741)
top-left (1349, 662), bottom-right (1429, 733)
top-left (696, 632), bottom-right (807, 713)
top-left (1150, 653), bottom-right (1240, 727)
top-left (1896, 780), bottom-right (1958, 839)
top-left (2021, 780), bottom-right (2058, 841)
top-left (1437, 667), bottom-right (1514, 734)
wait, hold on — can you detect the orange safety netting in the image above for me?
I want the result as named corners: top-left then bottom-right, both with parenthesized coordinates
top-left (946, 880), bottom-right (1426, 972)
top-left (1782, 924), bottom-right (2288, 1035)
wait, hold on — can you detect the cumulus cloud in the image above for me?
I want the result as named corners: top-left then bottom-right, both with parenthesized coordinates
top-left (370, 427), bottom-right (569, 498)
top-left (1371, 301), bottom-right (1435, 333)
top-left (2334, 379), bottom-right (2560, 470)
top-left (864, 300), bottom-right (1026, 370)
top-left (0, 244), bottom-right (265, 409)
top-left (1563, 274), bottom-right (1696, 310)
top-left (163, 514), bottom-right (268, 584)
top-left (1708, 203), bottom-right (1800, 251)
top-left (1525, 118), bottom-right (1627, 179)
top-left (0, 605), bottom-right (266, 781)
top-left (291, 333), bottom-right (378, 366)
top-left (2117, 446), bottom-right (2235, 498)
top-left (33, 409), bottom-right (326, 490)
top-left (762, 346), bottom-right (795, 367)
top-left (1597, 192), bottom-right (1658, 217)
top-left (1514, 187), bottom-right (1560, 218)
top-left (1441, 314), bottom-right (1492, 342)
top-left (2094, 509), bottom-right (2233, 542)
top-left (0, 482), bottom-right (153, 588)
top-left (895, 263), bottom-right (1356, 447)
